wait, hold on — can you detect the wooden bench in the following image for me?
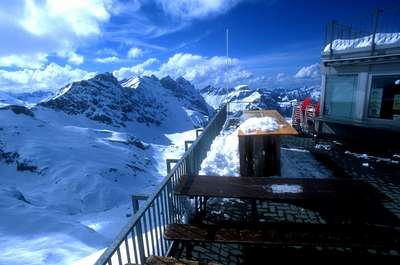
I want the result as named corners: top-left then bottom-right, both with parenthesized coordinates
top-left (164, 223), bottom-right (400, 258)
top-left (126, 256), bottom-right (219, 265)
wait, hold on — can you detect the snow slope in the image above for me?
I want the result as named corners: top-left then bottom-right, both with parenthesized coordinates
top-left (160, 76), bottom-right (213, 116)
top-left (0, 91), bottom-right (54, 108)
top-left (0, 73), bottom-right (209, 265)
top-left (0, 91), bottom-right (26, 107)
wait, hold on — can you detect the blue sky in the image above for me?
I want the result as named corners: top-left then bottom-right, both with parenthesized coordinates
top-left (0, 0), bottom-right (398, 92)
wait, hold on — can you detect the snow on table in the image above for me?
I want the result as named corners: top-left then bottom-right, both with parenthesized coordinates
top-left (238, 116), bottom-right (280, 133)
top-left (267, 184), bottom-right (303, 194)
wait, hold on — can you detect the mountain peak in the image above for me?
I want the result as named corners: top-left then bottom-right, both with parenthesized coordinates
top-left (176, 76), bottom-right (189, 83)
top-left (92, 72), bottom-right (119, 85)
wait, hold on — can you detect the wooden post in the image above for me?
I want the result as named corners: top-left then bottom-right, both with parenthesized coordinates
top-left (239, 135), bottom-right (281, 177)
top-left (239, 136), bottom-right (253, 176)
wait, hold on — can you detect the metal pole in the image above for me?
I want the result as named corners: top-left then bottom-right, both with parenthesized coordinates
top-left (371, 9), bottom-right (382, 55)
top-left (132, 195), bottom-right (148, 264)
top-left (184, 140), bottom-right (195, 152)
top-left (166, 159), bottom-right (179, 174)
top-left (329, 20), bottom-right (336, 58)
top-left (196, 128), bottom-right (204, 138)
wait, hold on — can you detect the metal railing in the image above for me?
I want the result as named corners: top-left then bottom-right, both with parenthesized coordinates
top-left (324, 7), bottom-right (400, 56)
top-left (94, 104), bottom-right (227, 265)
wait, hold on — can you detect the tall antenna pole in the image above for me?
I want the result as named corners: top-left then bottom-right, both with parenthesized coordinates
top-left (226, 28), bottom-right (229, 59)
top-left (226, 28), bottom-right (229, 92)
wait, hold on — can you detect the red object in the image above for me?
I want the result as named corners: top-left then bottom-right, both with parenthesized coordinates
top-left (315, 101), bottom-right (321, 116)
top-left (301, 97), bottom-right (312, 111)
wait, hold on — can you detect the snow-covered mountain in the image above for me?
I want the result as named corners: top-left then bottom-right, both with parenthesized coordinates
top-left (200, 85), bottom-right (274, 109)
top-left (0, 90), bottom-right (54, 108)
top-left (0, 73), bottom-right (211, 265)
top-left (160, 76), bottom-right (213, 127)
top-left (0, 91), bottom-right (26, 107)
top-left (40, 73), bottom-right (210, 128)
top-left (200, 84), bottom-right (320, 117)
top-left (160, 76), bottom-right (213, 115)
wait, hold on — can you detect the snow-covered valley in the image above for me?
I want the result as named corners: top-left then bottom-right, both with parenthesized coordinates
top-left (0, 74), bottom-right (211, 265)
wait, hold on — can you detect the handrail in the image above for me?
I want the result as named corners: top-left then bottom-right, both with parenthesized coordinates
top-left (324, 8), bottom-right (400, 57)
top-left (94, 104), bottom-right (227, 265)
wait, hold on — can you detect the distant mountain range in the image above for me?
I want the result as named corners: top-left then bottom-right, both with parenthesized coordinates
top-left (200, 84), bottom-right (320, 117)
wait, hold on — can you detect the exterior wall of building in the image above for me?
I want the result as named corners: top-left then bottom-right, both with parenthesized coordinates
top-left (319, 56), bottom-right (400, 145)
top-left (321, 62), bottom-right (400, 122)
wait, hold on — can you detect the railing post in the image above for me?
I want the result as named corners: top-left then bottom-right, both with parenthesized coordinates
top-left (195, 128), bottom-right (203, 138)
top-left (166, 159), bottom-right (179, 174)
top-left (184, 140), bottom-right (195, 151)
top-left (132, 195), bottom-right (148, 264)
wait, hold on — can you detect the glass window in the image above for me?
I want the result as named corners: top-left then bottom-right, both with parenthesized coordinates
top-left (324, 75), bottom-right (358, 119)
top-left (368, 75), bottom-right (400, 120)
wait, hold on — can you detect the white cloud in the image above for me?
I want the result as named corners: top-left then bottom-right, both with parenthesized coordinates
top-left (67, 52), bottom-right (84, 65)
top-left (113, 58), bottom-right (159, 79)
top-left (0, 63), bottom-right (95, 93)
top-left (152, 54), bottom-right (321, 89)
top-left (294, 63), bottom-right (320, 79)
top-left (114, 53), bottom-right (320, 90)
top-left (127, 47), bottom-right (143, 59)
top-left (0, 53), bottom-right (48, 69)
top-left (96, 48), bottom-right (118, 56)
top-left (0, 0), bottom-right (113, 68)
top-left (155, 0), bottom-right (243, 20)
top-left (95, 56), bottom-right (121, 64)
top-left (20, 0), bottom-right (111, 37)
top-left (156, 53), bottom-right (252, 88)
top-left (57, 50), bottom-right (84, 65)
top-left (104, 0), bottom-right (244, 48)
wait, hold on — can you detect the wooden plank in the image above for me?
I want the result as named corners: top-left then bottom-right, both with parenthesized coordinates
top-left (239, 136), bottom-right (252, 176)
top-left (164, 223), bottom-right (400, 249)
top-left (174, 175), bottom-right (389, 202)
top-left (251, 135), bottom-right (280, 177)
top-left (238, 110), bottom-right (298, 136)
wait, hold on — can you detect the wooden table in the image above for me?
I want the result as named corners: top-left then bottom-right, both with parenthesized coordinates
top-left (175, 175), bottom-right (398, 225)
top-left (238, 110), bottom-right (298, 177)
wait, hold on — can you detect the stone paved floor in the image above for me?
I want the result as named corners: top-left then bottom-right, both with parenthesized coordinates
top-left (170, 136), bottom-right (400, 263)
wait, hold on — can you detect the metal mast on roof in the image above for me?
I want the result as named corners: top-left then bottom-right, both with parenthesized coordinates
top-left (226, 28), bottom-right (229, 92)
